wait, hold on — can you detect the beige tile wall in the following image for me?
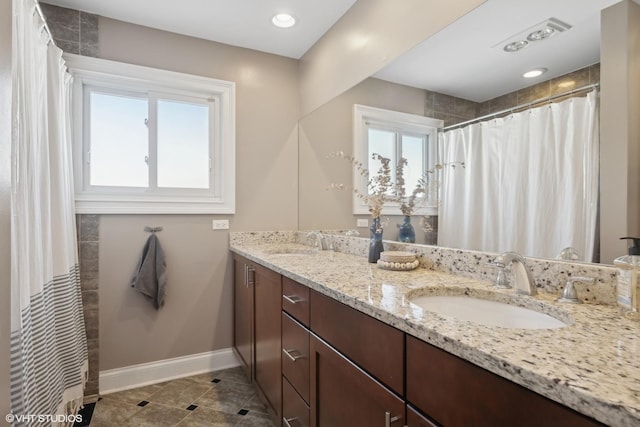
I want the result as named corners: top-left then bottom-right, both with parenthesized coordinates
top-left (425, 63), bottom-right (600, 128)
top-left (425, 90), bottom-right (480, 127)
top-left (478, 64), bottom-right (600, 117)
top-left (39, 2), bottom-right (98, 57)
top-left (77, 215), bottom-right (99, 399)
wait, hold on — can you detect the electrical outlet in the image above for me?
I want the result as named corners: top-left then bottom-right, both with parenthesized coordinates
top-left (212, 220), bottom-right (229, 230)
top-left (357, 219), bottom-right (368, 227)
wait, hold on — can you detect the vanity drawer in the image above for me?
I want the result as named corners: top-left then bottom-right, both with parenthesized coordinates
top-left (406, 335), bottom-right (603, 427)
top-left (282, 312), bottom-right (310, 403)
top-left (283, 376), bottom-right (310, 427)
top-left (283, 277), bottom-right (310, 327)
top-left (309, 290), bottom-right (404, 395)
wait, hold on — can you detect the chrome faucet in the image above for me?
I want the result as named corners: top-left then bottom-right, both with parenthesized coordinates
top-left (307, 231), bottom-right (325, 251)
top-left (492, 252), bottom-right (537, 296)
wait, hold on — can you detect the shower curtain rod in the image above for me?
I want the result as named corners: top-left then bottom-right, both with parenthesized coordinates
top-left (34, 2), bottom-right (56, 46)
top-left (442, 83), bottom-right (600, 131)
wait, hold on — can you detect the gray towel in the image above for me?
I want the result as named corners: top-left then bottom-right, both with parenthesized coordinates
top-left (130, 233), bottom-right (167, 309)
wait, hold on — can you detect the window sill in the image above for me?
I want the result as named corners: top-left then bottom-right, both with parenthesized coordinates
top-left (74, 194), bottom-right (235, 214)
top-left (354, 202), bottom-right (438, 217)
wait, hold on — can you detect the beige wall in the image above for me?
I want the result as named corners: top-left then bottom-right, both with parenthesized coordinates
top-left (299, 0), bottom-right (485, 116)
top-left (600, 0), bottom-right (640, 263)
top-left (0, 0), bottom-right (11, 418)
top-left (99, 215), bottom-right (234, 369)
top-left (97, 18), bottom-right (299, 369)
top-left (299, 77), bottom-right (427, 231)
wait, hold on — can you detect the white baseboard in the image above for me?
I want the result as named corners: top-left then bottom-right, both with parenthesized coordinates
top-left (99, 348), bottom-right (240, 395)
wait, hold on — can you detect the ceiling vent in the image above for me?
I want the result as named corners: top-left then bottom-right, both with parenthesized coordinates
top-left (493, 18), bottom-right (572, 53)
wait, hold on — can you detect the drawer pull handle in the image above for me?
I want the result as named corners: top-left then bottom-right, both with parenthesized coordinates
top-left (283, 294), bottom-right (302, 304)
top-left (385, 411), bottom-right (400, 427)
top-left (283, 417), bottom-right (297, 427)
top-left (282, 348), bottom-right (304, 362)
top-left (244, 265), bottom-right (256, 288)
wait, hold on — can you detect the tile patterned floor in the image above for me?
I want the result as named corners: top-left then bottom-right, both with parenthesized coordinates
top-left (86, 367), bottom-right (277, 426)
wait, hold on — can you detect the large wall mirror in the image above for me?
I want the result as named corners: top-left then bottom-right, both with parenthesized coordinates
top-left (298, 0), bottom-right (633, 266)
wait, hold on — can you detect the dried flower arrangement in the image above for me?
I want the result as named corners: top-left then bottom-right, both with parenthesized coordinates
top-left (328, 151), bottom-right (394, 218)
top-left (328, 151), bottom-right (465, 218)
top-left (395, 157), bottom-right (426, 216)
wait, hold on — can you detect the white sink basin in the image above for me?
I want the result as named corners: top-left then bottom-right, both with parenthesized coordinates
top-left (409, 295), bottom-right (568, 330)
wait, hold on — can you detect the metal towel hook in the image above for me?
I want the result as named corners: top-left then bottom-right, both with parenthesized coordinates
top-left (144, 226), bottom-right (163, 233)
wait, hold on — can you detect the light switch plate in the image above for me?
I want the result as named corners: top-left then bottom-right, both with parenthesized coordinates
top-left (212, 219), bottom-right (229, 230)
top-left (357, 219), bottom-right (368, 227)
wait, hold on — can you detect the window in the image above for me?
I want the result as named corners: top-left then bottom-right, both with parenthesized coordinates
top-left (65, 54), bottom-right (235, 214)
top-left (353, 104), bottom-right (443, 215)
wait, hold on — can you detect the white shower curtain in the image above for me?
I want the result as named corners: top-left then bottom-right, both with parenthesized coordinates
top-left (438, 91), bottom-right (599, 261)
top-left (10, 0), bottom-right (88, 424)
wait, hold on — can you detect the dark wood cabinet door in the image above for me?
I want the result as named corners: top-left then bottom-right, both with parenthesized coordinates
top-left (310, 334), bottom-right (404, 427)
top-left (310, 290), bottom-right (404, 395)
top-left (406, 336), bottom-right (604, 427)
top-left (282, 312), bottom-right (310, 403)
top-left (233, 256), bottom-right (253, 380)
top-left (406, 405), bottom-right (439, 427)
top-left (283, 376), bottom-right (310, 427)
top-left (254, 263), bottom-right (283, 422)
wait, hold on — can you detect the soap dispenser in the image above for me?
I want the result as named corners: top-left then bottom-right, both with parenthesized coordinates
top-left (614, 237), bottom-right (640, 321)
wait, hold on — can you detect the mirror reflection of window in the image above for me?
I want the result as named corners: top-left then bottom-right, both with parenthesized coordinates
top-left (354, 104), bottom-right (443, 215)
top-left (366, 127), bottom-right (427, 198)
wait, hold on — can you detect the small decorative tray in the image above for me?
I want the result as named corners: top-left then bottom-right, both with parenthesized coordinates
top-left (377, 251), bottom-right (419, 271)
top-left (377, 259), bottom-right (420, 271)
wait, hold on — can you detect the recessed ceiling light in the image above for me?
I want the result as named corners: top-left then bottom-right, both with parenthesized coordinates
top-left (527, 27), bottom-right (556, 41)
top-left (503, 40), bottom-right (528, 53)
top-left (523, 68), bottom-right (548, 78)
top-left (272, 13), bottom-right (296, 28)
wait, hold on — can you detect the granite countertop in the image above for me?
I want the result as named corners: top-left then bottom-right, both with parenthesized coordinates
top-left (230, 240), bottom-right (640, 427)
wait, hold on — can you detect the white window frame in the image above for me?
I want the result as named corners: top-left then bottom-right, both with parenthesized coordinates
top-left (65, 54), bottom-right (236, 214)
top-left (353, 104), bottom-right (443, 216)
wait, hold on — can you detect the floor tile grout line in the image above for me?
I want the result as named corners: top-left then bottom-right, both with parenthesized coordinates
top-left (86, 367), bottom-right (275, 427)
top-left (140, 400), bottom-right (193, 426)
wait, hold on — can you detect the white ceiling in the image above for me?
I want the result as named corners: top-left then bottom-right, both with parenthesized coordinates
top-left (44, 0), bottom-right (624, 102)
top-left (374, 0), bottom-right (621, 102)
top-left (42, 0), bottom-right (357, 59)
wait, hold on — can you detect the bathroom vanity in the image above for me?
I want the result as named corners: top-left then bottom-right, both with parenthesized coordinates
top-left (230, 231), bottom-right (640, 427)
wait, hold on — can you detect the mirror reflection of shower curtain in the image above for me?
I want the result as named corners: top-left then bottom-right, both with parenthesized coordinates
top-left (438, 91), bottom-right (599, 261)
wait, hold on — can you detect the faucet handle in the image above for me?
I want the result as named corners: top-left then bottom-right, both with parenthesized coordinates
top-left (486, 262), bottom-right (511, 289)
top-left (556, 276), bottom-right (595, 304)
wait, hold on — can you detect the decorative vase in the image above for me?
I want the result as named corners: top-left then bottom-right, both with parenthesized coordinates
top-left (368, 217), bottom-right (384, 263)
top-left (398, 215), bottom-right (416, 243)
